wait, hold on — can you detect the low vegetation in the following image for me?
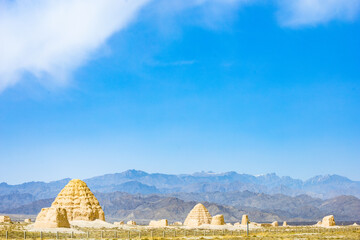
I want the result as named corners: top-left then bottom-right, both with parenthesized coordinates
top-left (1, 223), bottom-right (360, 239)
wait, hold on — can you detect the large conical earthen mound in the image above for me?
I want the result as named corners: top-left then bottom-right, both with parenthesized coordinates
top-left (184, 203), bottom-right (212, 226)
top-left (51, 179), bottom-right (105, 221)
top-left (34, 179), bottom-right (105, 228)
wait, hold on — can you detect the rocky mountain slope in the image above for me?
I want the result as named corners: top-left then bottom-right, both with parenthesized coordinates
top-left (167, 191), bottom-right (360, 221)
top-left (1, 191), bottom-right (359, 223)
top-left (0, 193), bottom-right (36, 211)
top-left (96, 192), bottom-right (279, 224)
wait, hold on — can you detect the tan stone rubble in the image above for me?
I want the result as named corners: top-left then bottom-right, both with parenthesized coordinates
top-left (0, 216), bottom-right (11, 223)
top-left (34, 207), bottom-right (70, 228)
top-left (211, 215), bottom-right (225, 225)
top-left (271, 221), bottom-right (278, 227)
top-left (172, 221), bottom-right (183, 226)
top-left (249, 222), bottom-right (261, 227)
top-left (149, 219), bottom-right (168, 227)
top-left (321, 215), bottom-right (335, 227)
top-left (114, 221), bottom-right (124, 226)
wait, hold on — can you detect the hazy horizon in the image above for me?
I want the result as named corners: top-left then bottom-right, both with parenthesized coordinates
top-left (1, 169), bottom-right (359, 185)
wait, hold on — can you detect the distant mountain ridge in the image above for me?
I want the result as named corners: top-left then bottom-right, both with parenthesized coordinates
top-left (0, 178), bottom-right (71, 199)
top-left (1, 170), bottom-right (359, 222)
top-left (1, 170), bottom-right (359, 199)
top-left (85, 170), bottom-right (360, 199)
top-left (1, 191), bottom-right (359, 223)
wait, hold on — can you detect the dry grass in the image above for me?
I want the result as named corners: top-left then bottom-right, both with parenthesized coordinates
top-left (1, 223), bottom-right (359, 239)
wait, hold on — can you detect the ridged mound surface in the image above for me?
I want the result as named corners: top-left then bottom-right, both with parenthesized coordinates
top-left (183, 203), bottom-right (212, 226)
top-left (51, 179), bottom-right (105, 221)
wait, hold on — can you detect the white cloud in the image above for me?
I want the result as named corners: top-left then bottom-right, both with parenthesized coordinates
top-left (143, 0), bottom-right (255, 33)
top-left (0, 0), bottom-right (149, 91)
top-left (277, 0), bottom-right (360, 27)
top-left (1, 0), bottom-right (359, 92)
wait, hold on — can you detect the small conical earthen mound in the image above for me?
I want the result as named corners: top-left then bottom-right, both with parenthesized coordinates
top-left (184, 203), bottom-right (212, 227)
top-left (51, 179), bottom-right (105, 221)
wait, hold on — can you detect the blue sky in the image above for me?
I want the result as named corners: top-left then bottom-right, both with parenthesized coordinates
top-left (0, 0), bottom-right (360, 184)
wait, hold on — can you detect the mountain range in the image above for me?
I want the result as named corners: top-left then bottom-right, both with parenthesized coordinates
top-left (0, 170), bottom-right (359, 223)
top-left (1, 170), bottom-right (359, 199)
top-left (1, 191), bottom-right (359, 223)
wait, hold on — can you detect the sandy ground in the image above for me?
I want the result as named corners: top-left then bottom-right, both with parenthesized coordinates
top-left (179, 223), bottom-right (260, 230)
top-left (25, 224), bottom-right (84, 233)
top-left (70, 219), bottom-right (116, 229)
top-left (20, 220), bottom-right (350, 233)
top-left (25, 220), bottom-right (115, 233)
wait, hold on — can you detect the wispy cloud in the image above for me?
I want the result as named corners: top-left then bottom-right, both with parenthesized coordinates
top-left (148, 60), bottom-right (197, 67)
top-left (0, 0), bottom-right (149, 91)
top-left (142, 0), bottom-right (255, 33)
top-left (277, 0), bottom-right (360, 27)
